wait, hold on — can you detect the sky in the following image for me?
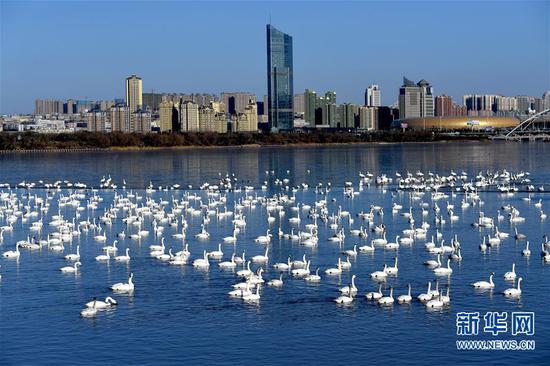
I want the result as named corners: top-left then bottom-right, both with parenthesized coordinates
top-left (1, 0), bottom-right (549, 114)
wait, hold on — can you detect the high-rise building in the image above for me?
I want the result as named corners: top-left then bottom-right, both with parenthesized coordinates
top-left (199, 105), bottom-right (227, 133)
top-left (435, 95), bottom-right (453, 116)
top-left (398, 78), bottom-right (434, 119)
top-left (65, 100), bottom-right (75, 115)
top-left (293, 94), bottom-right (305, 115)
top-left (533, 98), bottom-right (544, 113)
top-left (34, 99), bottom-right (64, 115)
top-left (159, 100), bottom-right (179, 132)
top-left (180, 101), bottom-right (200, 132)
top-left (543, 91), bottom-right (550, 110)
top-left (463, 94), bottom-right (498, 114)
top-left (130, 111), bottom-right (151, 133)
top-left (267, 24), bottom-right (294, 131)
top-left (221, 92), bottom-right (256, 115)
top-left (108, 106), bottom-right (129, 132)
top-left (338, 103), bottom-right (355, 129)
top-left (234, 100), bottom-right (258, 132)
top-left (86, 111), bottom-right (106, 132)
top-left (358, 106), bottom-right (377, 130)
top-left (125, 75), bottom-right (143, 112)
top-left (304, 89), bottom-right (317, 125)
top-left (143, 92), bottom-right (163, 111)
top-left (365, 85), bottom-right (381, 107)
top-left (516, 96), bottom-right (533, 113)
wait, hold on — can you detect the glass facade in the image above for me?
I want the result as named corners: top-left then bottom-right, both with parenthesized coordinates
top-left (267, 25), bottom-right (293, 131)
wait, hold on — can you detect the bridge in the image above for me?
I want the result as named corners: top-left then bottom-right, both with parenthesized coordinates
top-left (491, 109), bottom-right (550, 141)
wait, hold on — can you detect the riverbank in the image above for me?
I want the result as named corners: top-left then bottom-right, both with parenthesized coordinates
top-left (0, 131), bottom-right (490, 151)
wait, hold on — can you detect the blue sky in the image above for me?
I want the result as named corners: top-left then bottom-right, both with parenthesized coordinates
top-left (1, 0), bottom-right (549, 114)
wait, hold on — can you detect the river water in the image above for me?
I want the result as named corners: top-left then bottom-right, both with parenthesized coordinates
top-left (0, 141), bottom-right (549, 365)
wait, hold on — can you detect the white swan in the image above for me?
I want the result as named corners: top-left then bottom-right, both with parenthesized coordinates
top-left (385, 257), bottom-right (398, 275)
top-left (378, 287), bottom-right (394, 306)
top-left (522, 241), bottom-right (531, 256)
top-left (208, 244), bottom-right (224, 260)
top-left (85, 296), bottom-right (117, 309)
top-left (192, 250), bottom-right (210, 268)
top-left (242, 284), bottom-right (261, 302)
top-left (504, 263), bottom-right (516, 280)
top-left (219, 254), bottom-right (237, 268)
top-left (111, 273), bottom-right (134, 293)
top-left (335, 286), bottom-right (354, 304)
top-left (3, 243), bottom-right (21, 259)
top-left (60, 261), bottom-right (81, 273)
top-left (365, 284), bottom-right (383, 300)
top-left (503, 277), bottom-right (522, 297)
top-left (433, 259), bottom-right (453, 276)
top-left (95, 251), bottom-right (110, 261)
top-left (304, 267), bottom-right (321, 282)
top-left (472, 272), bottom-right (495, 289)
top-left (267, 274), bottom-right (284, 287)
top-left (115, 248), bottom-right (131, 262)
top-left (339, 275), bottom-right (357, 295)
top-left (64, 245), bottom-right (80, 261)
top-left (273, 256), bottom-right (292, 271)
top-left (370, 264), bottom-right (388, 279)
top-left (325, 258), bottom-right (343, 275)
top-left (397, 284), bottom-right (412, 303)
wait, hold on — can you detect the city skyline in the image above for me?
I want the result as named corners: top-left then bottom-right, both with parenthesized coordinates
top-left (1, 0), bottom-right (549, 114)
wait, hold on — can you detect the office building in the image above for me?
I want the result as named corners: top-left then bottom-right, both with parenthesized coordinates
top-left (516, 96), bottom-right (533, 113)
top-left (180, 101), bottom-right (200, 132)
top-left (398, 78), bottom-right (434, 119)
top-left (543, 91), bottom-right (550, 110)
top-left (304, 89), bottom-right (317, 125)
top-left (125, 75), bottom-right (143, 112)
top-left (365, 85), bottom-right (381, 107)
top-left (267, 24), bottom-right (294, 131)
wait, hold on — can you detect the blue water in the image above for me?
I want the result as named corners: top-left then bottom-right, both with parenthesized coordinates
top-left (0, 142), bottom-right (549, 365)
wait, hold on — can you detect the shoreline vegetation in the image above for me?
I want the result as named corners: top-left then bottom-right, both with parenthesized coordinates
top-left (0, 131), bottom-right (491, 151)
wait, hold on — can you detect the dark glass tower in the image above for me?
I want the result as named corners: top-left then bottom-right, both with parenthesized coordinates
top-left (267, 24), bottom-right (293, 131)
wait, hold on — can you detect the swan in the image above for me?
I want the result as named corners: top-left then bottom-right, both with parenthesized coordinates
top-left (359, 241), bottom-right (375, 253)
top-left (385, 236), bottom-right (400, 250)
top-left (149, 238), bottom-right (164, 251)
top-left (514, 228), bottom-right (526, 240)
top-left (377, 287), bottom-right (394, 306)
top-left (372, 232), bottom-right (387, 246)
top-left (397, 284), bottom-right (412, 303)
top-left (426, 294), bottom-right (444, 308)
top-left (80, 302), bottom-right (98, 317)
top-left (192, 250), bottom-right (210, 268)
top-left (503, 277), bottom-right (522, 297)
top-left (228, 283), bottom-right (252, 298)
top-left (251, 247), bottom-right (269, 263)
top-left (325, 258), bottom-right (343, 275)
top-left (304, 267), bottom-right (321, 282)
top-left (254, 229), bottom-right (271, 244)
top-left (3, 243), bottom-right (21, 259)
top-left (340, 256), bottom-right (352, 269)
top-left (370, 264), bottom-right (388, 279)
top-left (219, 254), bottom-right (237, 268)
top-left (115, 248), bottom-right (131, 262)
top-left (335, 286), bottom-right (354, 304)
top-left (236, 261), bottom-right (253, 277)
top-left (64, 245), bottom-right (80, 261)
top-left (194, 224), bottom-right (210, 239)
top-left (424, 254), bottom-right (441, 268)
top-left (267, 274), bottom-right (284, 287)
top-left (223, 228), bottom-right (237, 243)
top-left (417, 282), bottom-right (433, 302)
top-left (85, 296), bottom-right (117, 309)
top-left (102, 240), bottom-right (118, 253)
top-left (292, 260), bottom-right (311, 277)
top-left (339, 275), bottom-right (357, 295)
top-left (385, 257), bottom-right (398, 275)
top-left (292, 254), bottom-right (307, 268)
top-left (343, 245), bottom-right (358, 257)
top-left (273, 257), bottom-right (292, 271)
top-left (433, 259), bottom-right (453, 276)
top-left (233, 251), bottom-right (246, 265)
top-left (440, 286), bottom-right (451, 305)
top-left (504, 263), bottom-right (516, 280)
top-left (111, 273), bottom-right (134, 293)
top-left (365, 284), bottom-right (383, 300)
top-left (479, 237), bottom-right (487, 251)
top-left (522, 241), bottom-right (531, 256)
top-left (472, 272), bottom-right (495, 289)
top-left (95, 251), bottom-right (110, 261)
top-left (242, 284), bottom-right (261, 302)
top-left (208, 244), bottom-right (224, 260)
top-left (60, 261), bottom-right (81, 273)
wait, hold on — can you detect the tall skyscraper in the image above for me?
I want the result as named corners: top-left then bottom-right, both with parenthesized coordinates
top-left (221, 92), bottom-right (256, 115)
top-left (293, 94), bottom-right (305, 115)
top-left (543, 91), bottom-right (550, 110)
top-left (365, 85), bottom-right (381, 107)
top-left (125, 75), bottom-right (143, 112)
top-left (180, 101), bottom-right (200, 132)
top-left (435, 95), bottom-right (453, 116)
top-left (398, 77), bottom-right (434, 119)
top-left (304, 89), bottom-right (317, 124)
top-left (267, 24), bottom-right (294, 131)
